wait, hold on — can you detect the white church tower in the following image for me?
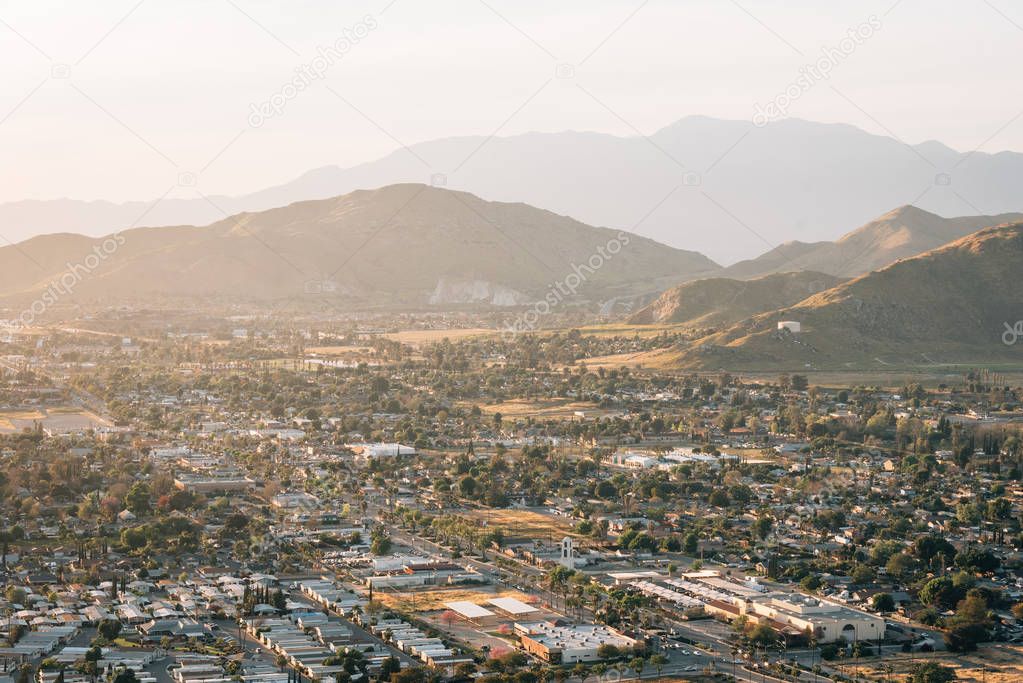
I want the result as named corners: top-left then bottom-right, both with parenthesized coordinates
top-left (559, 536), bottom-right (575, 569)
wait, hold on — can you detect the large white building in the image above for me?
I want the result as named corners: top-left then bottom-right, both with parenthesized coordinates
top-left (743, 594), bottom-right (884, 644)
top-left (516, 621), bottom-right (637, 664)
top-left (630, 571), bottom-right (883, 645)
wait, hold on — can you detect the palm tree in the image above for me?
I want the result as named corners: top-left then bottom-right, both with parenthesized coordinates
top-left (648, 655), bottom-right (666, 681)
top-left (629, 657), bottom-right (645, 680)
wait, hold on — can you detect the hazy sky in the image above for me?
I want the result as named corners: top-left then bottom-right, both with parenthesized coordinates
top-left (2, 0), bottom-right (1023, 203)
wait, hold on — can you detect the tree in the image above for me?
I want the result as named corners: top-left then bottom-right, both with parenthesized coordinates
top-left (595, 480), bottom-right (617, 499)
top-left (112, 669), bottom-right (138, 683)
top-left (911, 662), bottom-right (957, 683)
top-left (683, 532), bottom-right (698, 555)
top-left (708, 489), bottom-right (730, 507)
top-left (648, 654), bottom-right (667, 680)
top-left (629, 657), bottom-right (645, 680)
top-left (851, 564), bottom-right (874, 585)
top-left (885, 552), bottom-right (916, 578)
top-left (944, 593), bottom-right (991, 652)
top-left (453, 661), bottom-right (476, 679)
top-left (748, 623), bottom-right (777, 646)
top-left (913, 535), bottom-right (956, 567)
top-left (871, 593), bottom-right (895, 613)
top-left (954, 547), bottom-right (1000, 573)
top-left (753, 516), bottom-right (773, 541)
top-left (919, 577), bottom-right (962, 610)
top-left (379, 657), bottom-right (401, 678)
top-left (391, 667), bottom-right (428, 683)
top-left (124, 482), bottom-right (151, 516)
top-left (458, 475), bottom-right (479, 498)
top-left (370, 528), bottom-right (392, 555)
top-left (800, 574), bottom-right (822, 592)
top-left (97, 619), bottom-right (122, 641)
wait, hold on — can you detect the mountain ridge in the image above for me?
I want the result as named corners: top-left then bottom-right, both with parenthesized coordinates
top-left (627, 271), bottom-right (844, 328)
top-left (671, 221), bottom-right (1023, 369)
top-left (4, 116), bottom-right (1023, 263)
top-left (0, 184), bottom-right (718, 309)
top-left (721, 206), bottom-right (1023, 279)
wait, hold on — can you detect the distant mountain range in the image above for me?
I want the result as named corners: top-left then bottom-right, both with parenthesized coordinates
top-left (5, 116), bottom-right (1023, 263)
top-left (0, 185), bottom-right (717, 308)
top-left (671, 221), bottom-right (1023, 369)
top-left (722, 206), bottom-right (1023, 279)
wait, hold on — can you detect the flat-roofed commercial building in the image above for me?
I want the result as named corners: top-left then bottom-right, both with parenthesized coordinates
top-left (516, 621), bottom-right (637, 664)
top-left (743, 594), bottom-right (884, 644)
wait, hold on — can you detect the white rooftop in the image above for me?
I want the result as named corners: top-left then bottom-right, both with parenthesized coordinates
top-left (444, 601), bottom-right (495, 619)
top-left (487, 597), bottom-right (538, 615)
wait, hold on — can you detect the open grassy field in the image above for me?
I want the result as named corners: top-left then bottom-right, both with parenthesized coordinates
top-left (380, 328), bottom-right (496, 345)
top-left (569, 322), bottom-right (694, 338)
top-left (0, 407), bottom-right (112, 434)
top-left (851, 645), bottom-right (1023, 682)
top-left (306, 345), bottom-right (376, 355)
top-left (569, 347), bottom-right (682, 371)
top-left (475, 398), bottom-right (606, 419)
top-left (463, 507), bottom-right (580, 541)
top-left (0, 409), bottom-right (45, 431)
top-left (373, 586), bottom-right (538, 613)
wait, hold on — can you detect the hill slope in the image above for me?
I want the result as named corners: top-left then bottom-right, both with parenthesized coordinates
top-left (723, 206), bottom-right (1023, 279)
top-left (673, 222), bottom-right (1023, 369)
top-left (5, 117), bottom-right (1023, 263)
top-left (0, 184), bottom-right (717, 308)
top-left (628, 271), bottom-right (843, 327)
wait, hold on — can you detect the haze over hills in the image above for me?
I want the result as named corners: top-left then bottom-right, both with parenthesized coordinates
top-left (628, 271), bottom-right (844, 328)
top-left (5, 117), bottom-right (1023, 263)
top-left (723, 206), bottom-right (1023, 279)
top-left (671, 222), bottom-right (1023, 370)
top-left (0, 184), bottom-right (717, 308)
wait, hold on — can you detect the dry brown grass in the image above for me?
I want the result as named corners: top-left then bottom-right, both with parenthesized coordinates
top-left (476, 398), bottom-right (603, 419)
top-left (0, 409), bottom-right (45, 432)
top-left (850, 645), bottom-right (1023, 682)
top-left (380, 328), bottom-right (496, 345)
top-left (306, 345), bottom-right (376, 355)
top-left (463, 508), bottom-right (580, 540)
top-left (569, 347), bottom-right (681, 371)
top-left (0, 407), bottom-right (111, 433)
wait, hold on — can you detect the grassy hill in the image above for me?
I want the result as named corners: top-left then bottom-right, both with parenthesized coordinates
top-left (723, 206), bottom-right (1023, 279)
top-left (628, 271), bottom-right (843, 327)
top-left (0, 184), bottom-right (718, 308)
top-left (672, 222), bottom-right (1023, 370)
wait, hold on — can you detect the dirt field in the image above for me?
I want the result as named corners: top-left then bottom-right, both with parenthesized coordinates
top-left (306, 345), bottom-right (377, 355)
top-left (373, 585), bottom-right (538, 613)
top-left (0, 407), bottom-right (112, 434)
top-left (463, 507), bottom-right (580, 541)
top-left (379, 328), bottom-right (496, 345)
top-left (476, 398), bottom-right (606, 419)
top-left (850, 645), bottom-right (1023, 682)
top-left (570, 347), bottom-right (682, 371)
top-left (571, 323), bottom-right (693, 338)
